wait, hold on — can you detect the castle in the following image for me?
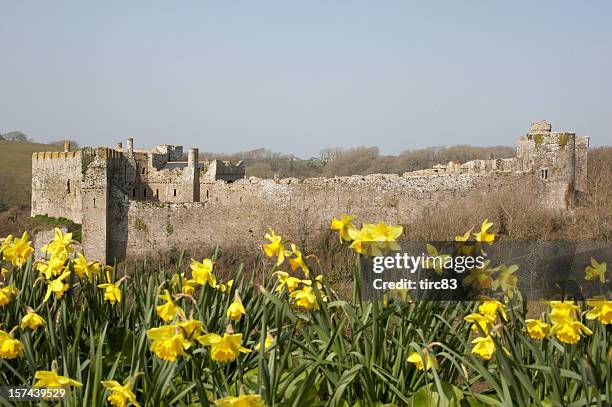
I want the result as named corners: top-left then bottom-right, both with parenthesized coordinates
top-left (31, 121), bottom-right (589, 263)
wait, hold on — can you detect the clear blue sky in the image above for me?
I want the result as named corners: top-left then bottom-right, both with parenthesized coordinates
top-left (1, 1), bottom-right (610, 157)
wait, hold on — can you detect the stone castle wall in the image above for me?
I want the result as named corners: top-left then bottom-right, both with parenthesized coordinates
top-left (114, 172), bottom-right (548, 260)
top-left (30, 122), bottom-right (590, 263)
top-left (31, 151), bottom-right (84, 223)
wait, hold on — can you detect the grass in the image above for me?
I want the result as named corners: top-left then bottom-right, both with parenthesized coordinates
top-left (0, 141), bottom-right (61, 211)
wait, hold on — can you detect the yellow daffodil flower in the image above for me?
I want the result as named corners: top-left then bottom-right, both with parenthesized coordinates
top-left (177, 319), bottom-right (204, 340)
top-left (254, 333), bottom-right (275, 352)
top-left (156, 290), bottom-right (186, 322)
top-left (585, 258), bottom-right (606, 283)
top-left (473, 219), bottom-right (495, 245)
top-left (348, 225), bottom-right (378, 256)
top-left (218, 279), bottom-right (234, 293)
top-left (33, 369), bottom-right (82, 388)
top-left (0, 285), bottom-right (18, 307)
top-left (464, 312), bottom-right (496, 334)
top-left (101, 379), bottom-right (141, 407)
top-left (73, 253), bottom-right (100, 281)
top-left (586, 300), bottom-right (612, 324)
top-left (147, 325), bottom-right (192, 361)
top-left (549, 301), bottom-right (580, 324)
top-left (263, 230), bottom-right (289, 266)
top-left (463, 262), bottom-right (495, 289)
top-left (37, 251), bottom-right (69, 280)
top-left (20, 310), bottom-right (46, 331)
top-left (330, 213), bottom-right (356, 242)
top-left (215, 394), bottom-right (265, 407)
top-left (274, 271), bottom-right (301, 293)
top-left (97, 270), bottom-right (122, 305)
top-left (41, 228), bottom-right (73, 257)
top-left (524, 319), bottom-right (550, 340)
top-left (455, 229), bottom-right (474, 255)
top-left (0, 329), bottom-right (24, 359)
top-left (289, 286), bottom-right (319, 310)
top-left (407, 350), bottom-right (437, 371)
top-left (288, 244), bottom-right (309, 276)
top-left (190, 258), bottom-right (216, 288)
top-left (478, 300), bottom-right (507, 320)
top-left (43, 270), bottom-right (71, 302)
top-left (3, 232), bottom-right (33, 267)
top-left (491, 265), bottom-right (519, 297)
top-left (471, 335), bottom-right (496, 360)
top-left (550, 320), bottom-right (592, 344)
top-left (173, 273), bottom-right (198, 295)
top-left (198, 332), bottom-right (251, 363)
top-left (227, 298), bottom-right (246, 321)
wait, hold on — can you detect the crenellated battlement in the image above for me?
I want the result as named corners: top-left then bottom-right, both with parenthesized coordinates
top-left (32, 151), bottom-right (79, 160)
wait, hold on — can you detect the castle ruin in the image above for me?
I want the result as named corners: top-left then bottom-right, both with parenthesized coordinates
top-left (31, 121), bottom-right (589, 263)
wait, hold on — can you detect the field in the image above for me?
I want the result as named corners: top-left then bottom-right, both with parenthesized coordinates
top-left (0, 217), bottom-right (610, 406)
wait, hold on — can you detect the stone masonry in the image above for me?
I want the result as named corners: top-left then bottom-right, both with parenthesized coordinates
top-left (31, 122), bottom-right (589, 263)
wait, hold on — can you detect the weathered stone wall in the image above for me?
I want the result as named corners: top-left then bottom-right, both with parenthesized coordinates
top-left (110, 172), bottom-right (549, 261)
top-left (31, 151), bottom-right (83, 223)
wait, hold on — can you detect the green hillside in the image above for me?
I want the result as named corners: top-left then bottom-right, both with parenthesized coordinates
top-left (0, 140), bottom-right (61, 210)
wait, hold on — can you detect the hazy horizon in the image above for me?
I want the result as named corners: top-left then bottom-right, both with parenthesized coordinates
top-left (1, 1), bottom-right (611, 158)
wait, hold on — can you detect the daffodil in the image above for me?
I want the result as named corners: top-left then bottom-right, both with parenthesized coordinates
top-left (424, 244), bottom-right (452, 274)
top-left (156, 290), bottom-right (186, 322)
top-left (348, 225), bottom-right (378, 256)
top-left (263, 230), bottom-right (289, 266)
top-left (0, 285), bottom-right (18, 307)
top-left (549, 301), bottom-right (580, 324)
top-left (455, 229), bottom-right (474, 255)
top-left (3, 232), bottom-right (33, 267)
top-left (471, 335), bottom-right (496, 360)
top-left (43, 269), bottom-right (71, 302)
top-left (97, 270), bottom-right (122, 305)
top-left (478, 300), bottom-right (507, 320)
top-left (407, 350), bottom-right (437, 371)
top-left (330, 213), bottom-right (356, 242)
top-left (198, 332), bottom-right (251, 363)
top-left (351, 222), bottom-right (403, 255)
top-left (227, 298), bottom-right (246, 321)
top-left (491, 265), bottom-right (519, 297)
top-left (172, 273), bottom-right (198, 295)
top-left (215, 394), bottom-right (265, 407)
top-left (20, 310), bottom-right (46, 331)
top-left (177, 319), bottom-right (204, 340)
top-left (191, 258), bottom-right (216, 287)
top-left (73, 253), bottom-right (100, 281)
top-left (524, 319), bottom-right (550, 340)
top-left (586, 300), bottom-right (612, 324)
top-left (147, 325), bottom-right (192, 361)
top-left (473, 219), bottom-right (495, 245)
top-left (36, 251), bottom-right (69, 280)
top-left (289, 285), bottom-right (319, 310)
top-left (463, 261), bottom-right (495, 289)
top-left (288, 244), bottom-right (309, 276)
top-left (41, 228), bottom-right (73, 257)
top-left (585, 258), bottom-right (606, 283)
top-left (33, 369), bottom-right (82, 388)
top-left (254, 333), bottom-right (275, 352)
top-left (274, 271), bottom-right (301, 293)
top-left (464, 313), bottom-right (496, 334)
top-left (0, 235), bottom-right (13, 257)
top-left (0, 330), bottom-right (24, 359)
top-left (101, 379), bottom-right (141, 407)
top-left (550, 320), bottom-right (592, 344)
top-left (218, 280), bottom-right (234, 293)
